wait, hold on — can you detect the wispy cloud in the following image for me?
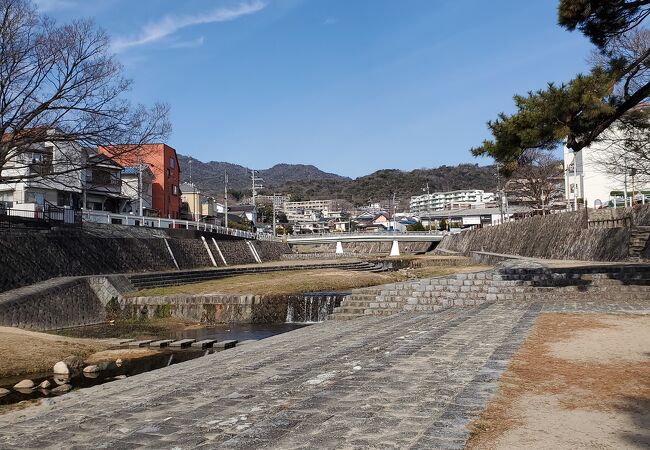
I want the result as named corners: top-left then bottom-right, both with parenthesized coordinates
top-left (170, 36), bottom-right (206, 49)
top-left (323, 17), bottom-right (338, 26)
top-left (33, 0), bottom-right (77, 12)
top-left (112, 1), bottom-right (266, 52)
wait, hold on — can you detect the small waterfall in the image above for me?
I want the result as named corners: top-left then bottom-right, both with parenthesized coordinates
top-left (286, 293), bottom-right (349, 323)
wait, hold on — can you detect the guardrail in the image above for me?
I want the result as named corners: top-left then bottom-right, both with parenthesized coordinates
top-left (286, 231), bottom-right (446, 240)
top-left (587, 216), bottom-right (632, 229)
top-left (0, 204), bottom-right (81, 229)
top-left (80, 210), bottom-right (279, 241)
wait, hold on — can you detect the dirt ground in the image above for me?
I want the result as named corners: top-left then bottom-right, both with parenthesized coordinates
top-left (466, 313), bottom-right (650, 449)
top-left (0, 327), bottom-right (112, 378)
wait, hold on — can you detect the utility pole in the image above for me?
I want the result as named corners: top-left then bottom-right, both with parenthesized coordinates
top-left (573, 152), bottom-right (578, 211)
top-left (251, 169), bottom-right (263, 226)
top-left (138, 158), bottom-right (144, 216)
top-left (496, 164), bottom-right (504, 224)
top-left (272, 193), bottom-right (277, 237)
top-left (392, 192), bottom-right (397, 231)
top-left (224, 170), bottom-right (229, 228)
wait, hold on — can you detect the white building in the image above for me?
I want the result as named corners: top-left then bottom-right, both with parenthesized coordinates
top-left (0, 129), bottom-right (85, 208)
top-left (120, 166), bottom-right (153, 214)
top-left (564, 125), bottom-right (650, 209)
top-left (410, 190), bottom-right (495, 216)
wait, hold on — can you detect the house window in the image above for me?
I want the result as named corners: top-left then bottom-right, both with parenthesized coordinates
top-left (169, 158), bottom-right (175, 169)
top-left (172, 184), bottom-right (178, 195)
top-left (25, 191), bottom-right (45, 205)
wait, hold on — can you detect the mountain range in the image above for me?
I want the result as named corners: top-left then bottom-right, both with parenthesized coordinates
top-left (177, 154), bottom-right (498, 207)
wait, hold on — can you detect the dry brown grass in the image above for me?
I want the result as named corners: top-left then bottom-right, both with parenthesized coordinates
top-left (466, 314), bottom-right (650, 449)
top-left (0, 327), bottom-right (111, 378)
top-left (133, 269), bottom-right (409, 297)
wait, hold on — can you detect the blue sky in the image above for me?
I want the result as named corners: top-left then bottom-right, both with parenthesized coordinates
top-left (37, 0), bottom-right (593, 177)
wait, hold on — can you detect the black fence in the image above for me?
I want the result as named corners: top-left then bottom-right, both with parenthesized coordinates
top-left (0, 204), bottom-right (82, 230)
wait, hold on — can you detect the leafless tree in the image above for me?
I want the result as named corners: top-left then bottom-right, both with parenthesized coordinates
top-left (0, 0), bottom-right (170, 183)
top-left (505, 150), bottom-right (565, 211)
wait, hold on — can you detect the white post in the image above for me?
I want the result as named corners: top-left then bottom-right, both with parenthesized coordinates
top-left (390, 240), bottom-right (400, 256)
top-left (335, 241), bottom-right (343, 254)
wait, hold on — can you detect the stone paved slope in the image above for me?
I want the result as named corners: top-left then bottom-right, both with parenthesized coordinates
top-left (1, 298), bottom-right (647, 449)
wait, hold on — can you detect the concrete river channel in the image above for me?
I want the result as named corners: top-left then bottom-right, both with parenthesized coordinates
top-left (0, 292), bottom-right (349, 407)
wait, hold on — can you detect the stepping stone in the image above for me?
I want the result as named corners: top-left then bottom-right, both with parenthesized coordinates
top-left (118, 339), bottom-right (135, 344)
top-left (128, 340), bottom-right (153, 347)
top-left (192, 339), bottom-right (217, 348)
top-left (214, 340), bottom-right (238, 349)
top-left (149, 339), bottom-right (174, 348)
top-left (169, 339), bottom-right (196, 348)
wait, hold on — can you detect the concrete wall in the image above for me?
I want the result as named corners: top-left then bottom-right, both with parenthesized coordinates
top-left (291, 241), bottom-right (433, 255)
top-left (0, 223), bottom-right (291, 293)
top-left (436, 208), bottom-right (647, 261)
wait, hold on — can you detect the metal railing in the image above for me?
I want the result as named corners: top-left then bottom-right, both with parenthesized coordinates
top-left (0, 204), bottom-right (81, 230)
top-left (587, 216), bottom-right (632, 229)
top-left (286, 230), bottom-right (445, 240)
top-left (80, 210), bottom-right (280, 241)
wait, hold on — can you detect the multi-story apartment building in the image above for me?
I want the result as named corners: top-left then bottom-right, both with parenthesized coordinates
top-left (409, 190), bottom-right (495, 216)
top-left (100, 144), bottom-right (182, 218)
top-left (255, 194), bottom-right (290, 209)
top-left (0, 129), bottom-right (85, 208)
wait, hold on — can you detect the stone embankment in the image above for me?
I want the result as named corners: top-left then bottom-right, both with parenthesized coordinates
top-left (0, 223), bottom-right (291, 293)
top-left (437, 205), bottom-right (650, 261)
top-left (0, 294), bottom-right (647, 448)
top-left (0, 261), bottom-right (382, 330)
top-left (332, 261), bottom-right (650, 319)
top-left (291, 241), bottom-right (434, 254)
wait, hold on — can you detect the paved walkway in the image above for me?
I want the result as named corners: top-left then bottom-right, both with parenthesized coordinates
top-left (0, 300), bottom-right (648, 449)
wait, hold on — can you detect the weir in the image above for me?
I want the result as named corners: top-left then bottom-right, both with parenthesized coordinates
top-left (285, 292), bottom-right (349, 323)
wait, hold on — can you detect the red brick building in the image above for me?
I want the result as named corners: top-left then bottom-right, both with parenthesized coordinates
top-left (99, 144), bottom-right (181, 218)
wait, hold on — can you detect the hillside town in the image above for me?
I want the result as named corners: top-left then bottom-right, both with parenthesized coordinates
top-left (1, 126), bottom-right (647, 236)
top-left (0, 1), bottom-right (649, 450)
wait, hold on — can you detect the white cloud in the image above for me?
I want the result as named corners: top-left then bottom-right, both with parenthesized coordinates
top-left (323, 17), bottom-right (338, 26)
top-left (169, 36), bottom-right (206, 49)
top-left (112, 1), bottom-right (266, 53)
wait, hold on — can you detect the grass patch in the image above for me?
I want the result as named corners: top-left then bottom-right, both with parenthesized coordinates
top-left (133, 269), bottom-right (408, 297)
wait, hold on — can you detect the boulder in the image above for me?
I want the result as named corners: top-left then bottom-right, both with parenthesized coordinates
top-left (115, 358), bottom-right (123, 368)
top-left (63, 356), bottom-right (84, 372)
top-left (13, 379), bottom-right (34, 390)
top-left (39, 380), bottom-right (51, 389)
top-left (50, 384), bottom-right (72, 395)
top-left (83, 365), bottom-right (100, 374)
top-left (53, 356), bottom-right (84, 375)
top-left (53, 361), bottom-right (69, 375)
top-left (0, 388), bottom-right (10, 397)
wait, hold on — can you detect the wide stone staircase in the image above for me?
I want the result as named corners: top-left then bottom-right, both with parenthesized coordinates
top-left (332, 262), bottom-right (650, 320)
top-left (129, 260), bottom-right (387, 290)
top-left (629, 226), bottom-right (650, 258)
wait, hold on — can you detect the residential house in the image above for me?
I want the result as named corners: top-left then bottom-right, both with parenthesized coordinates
top-left (82, 151), bottom-right (128, 212)
top-left (0, 129), bottom-right (84, 209)
top-left (120, 166), bottom-right (154, 215)
top-left (99, 144), bottom-right (182, 218)
top-left (180, 182), bottom-right (201, 221)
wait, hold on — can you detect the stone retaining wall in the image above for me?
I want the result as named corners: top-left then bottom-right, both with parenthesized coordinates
top-left (123, 293), bottom-right (343, 324)
top-left (291, 241), bottom-right (433, 254)
top-left (437, 210), bottom-right (633, 261)
top-left (0, 224), bottom-right (291, 293)
top-left (0, 277), bottom-right (106, 330)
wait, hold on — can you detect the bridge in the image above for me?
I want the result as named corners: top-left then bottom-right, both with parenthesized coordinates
top-left (286, 231), bottom-right (445, 255)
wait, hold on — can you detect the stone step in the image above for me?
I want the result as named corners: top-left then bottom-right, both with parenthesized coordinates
top-left (169, 339), bottom-right (196, 348)
top-left (192, 339), bottom-right (217, 348)
top-left (149, 339), bottom-right (174, 348)
top-left (127, 340), bottom-right (153, 347)
top-left (214, 340), bottom-right (238, 349)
